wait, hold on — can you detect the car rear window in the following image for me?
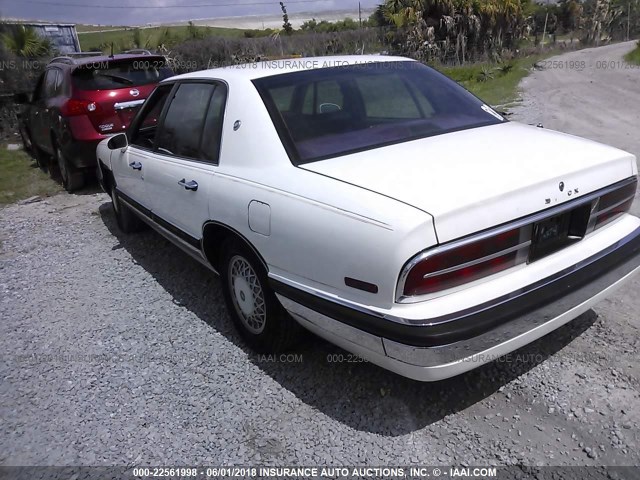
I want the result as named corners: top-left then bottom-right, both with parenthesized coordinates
top-left (253, 61), bottom-right (504, 164)
top-left (72, 59), bottom-right (173, 90)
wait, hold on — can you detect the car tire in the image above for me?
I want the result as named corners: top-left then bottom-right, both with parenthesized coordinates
top-left (20, 128), bottom-right (33, 155)
top-left (220, 238), bottom-right (301, 353)
top-left (54, 143), bottom-right (84, 193)
top-left (32, 145), bottom-right (50, 171)
top-left (110, 184), bottom-right (146, 233)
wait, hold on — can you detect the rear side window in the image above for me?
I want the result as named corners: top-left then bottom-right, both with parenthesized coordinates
top-left (200, 85), bottom-right (227, 163)
top-left (72, 59), bottom-right (173, 90)
top-left (44, 69), bottom-right (58, 98)
top-left (157, 82), bottom-right (226, 162)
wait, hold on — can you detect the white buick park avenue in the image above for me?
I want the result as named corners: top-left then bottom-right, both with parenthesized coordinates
top-left (96, 56), bottom-right (640, 381)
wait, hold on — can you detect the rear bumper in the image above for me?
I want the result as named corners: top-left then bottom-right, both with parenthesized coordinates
top-left (64, 116), bottom-right (107, 169)
top-left (272, 225), bottom-right (640, 381)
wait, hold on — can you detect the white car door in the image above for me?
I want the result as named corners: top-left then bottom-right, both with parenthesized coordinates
top-left (143, 81), bottom-right (227, 242)
top-left (111, 84), bottom-right (173, 209)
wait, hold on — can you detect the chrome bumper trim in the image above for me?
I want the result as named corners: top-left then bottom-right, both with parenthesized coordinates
top-left (275, 224), bottom-right (640, 380)
top-left (280, 261), bottom-right (640, 381)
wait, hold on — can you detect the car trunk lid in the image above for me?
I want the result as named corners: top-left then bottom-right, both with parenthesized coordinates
top-left (301, 122), bottom-right (636, 242)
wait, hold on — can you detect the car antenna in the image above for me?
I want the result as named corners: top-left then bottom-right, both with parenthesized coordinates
top-left (110, 42), bottom-right (114, 59)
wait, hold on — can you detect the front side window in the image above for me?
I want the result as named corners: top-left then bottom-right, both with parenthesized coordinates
top-left (253, 62), bottom-right (504, 164)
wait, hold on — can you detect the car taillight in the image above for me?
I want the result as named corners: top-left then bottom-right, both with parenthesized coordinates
top-left (398, 177), bottom-right (636, 301)
top-left (61, 99), bottom-right (101, 116)
top-left (401, 227), bottom-right (531, 297)
top-left (593, 177), bottom-right (637, 229)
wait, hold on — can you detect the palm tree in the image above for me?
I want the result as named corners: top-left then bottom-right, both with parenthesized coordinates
top-left (584, 0), bottom-right (611, 44)
top-left (381, 0), bottom-right (529, 62)
top-left (383, 0), bottom-right (424, 28)
top-left (1, 24), bottom-right (51, 58)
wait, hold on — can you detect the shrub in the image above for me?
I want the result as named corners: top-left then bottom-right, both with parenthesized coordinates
top-left (170, 29), bottom-right (387, 73)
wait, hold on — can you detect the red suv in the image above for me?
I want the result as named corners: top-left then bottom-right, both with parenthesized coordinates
top-left (17, 52), bottom-right (174, 192)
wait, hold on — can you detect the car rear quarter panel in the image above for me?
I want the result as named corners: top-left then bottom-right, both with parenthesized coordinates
top-left (209, 166), bottom-right (436, 309)
top-left (210, 77), bottom-right (436, 308)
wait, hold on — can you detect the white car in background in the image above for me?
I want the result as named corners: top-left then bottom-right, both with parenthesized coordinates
top-left (96, 56), bottom-right (640, 381)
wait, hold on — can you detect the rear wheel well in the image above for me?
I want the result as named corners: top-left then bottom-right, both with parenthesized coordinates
top-left (202, 223), bottom-right (267, 274)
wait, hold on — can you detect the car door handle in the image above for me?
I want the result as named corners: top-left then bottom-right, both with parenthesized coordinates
top-left (129, 161), bottom-right (142, 170)
top-left (178, 179), bottom-right (198, 191)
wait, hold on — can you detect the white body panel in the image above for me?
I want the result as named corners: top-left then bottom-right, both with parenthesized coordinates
top-left (143, 152), bottom-right (212, 239)
top-left (110, 146), bottom-right (150, 208)
top-left (95, 56), bottom-right (639, 310)
top-left (302, 122), bottom-right (636, 242)
top-left (96, 55), bottom-right (640, 380)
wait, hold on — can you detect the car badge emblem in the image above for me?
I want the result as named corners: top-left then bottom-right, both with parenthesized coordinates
top-left (129, 88), bottom-right (140, 97)
top-left (233, 120), bottom-right (241, 131)
top-left (559, 181), bottom-right (565, 192)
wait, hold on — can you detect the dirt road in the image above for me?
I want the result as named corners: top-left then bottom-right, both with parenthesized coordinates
top-left (512, 41), bottom-right (640, 166)
top-left (1, 42), bottom-right (639, 471)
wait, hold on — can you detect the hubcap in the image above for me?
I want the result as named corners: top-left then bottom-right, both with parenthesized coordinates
top-left (228, 255), bottom-right (266, 334)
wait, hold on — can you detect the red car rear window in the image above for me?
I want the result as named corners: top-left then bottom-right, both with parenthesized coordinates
top-left (72, 59), bottom-right (173, 90)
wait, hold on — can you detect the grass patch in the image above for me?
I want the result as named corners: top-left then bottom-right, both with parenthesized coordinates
top-left (78, 25), bottom-right (246, 52)
top-left (437, 52), bottom-right (555, 108)
top-left (624, 42), bottom-right (640, 65)
top-left (0, 147), bottom-right (61, 206)
top-left (75, 24), bottom-right (128, 33)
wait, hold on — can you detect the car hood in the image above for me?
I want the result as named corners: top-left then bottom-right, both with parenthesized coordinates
top-left (301, 122), bottom-right (636, 242)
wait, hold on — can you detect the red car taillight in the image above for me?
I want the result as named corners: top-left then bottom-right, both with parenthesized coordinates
top-left (402, 227), bottom-right (531, 297)
top-left (593, 178), bottom-right (637, 229)
top-left (61, 99), bottom-right (101, 116)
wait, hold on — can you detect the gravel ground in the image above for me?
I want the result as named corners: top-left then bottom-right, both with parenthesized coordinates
top-left (1, 42), bottom-right (640, 468)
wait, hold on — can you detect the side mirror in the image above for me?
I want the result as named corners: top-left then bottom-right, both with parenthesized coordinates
top-left (107, 133), bottom-right (128, 151)
top-left (14, 92), bottom-right (31, 104)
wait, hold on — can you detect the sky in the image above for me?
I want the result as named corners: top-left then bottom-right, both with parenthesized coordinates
top-left (1, 0), bottom-right (381, 26)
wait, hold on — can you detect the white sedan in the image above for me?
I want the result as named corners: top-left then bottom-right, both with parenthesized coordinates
top-left (96, 55), bottom-right (640, 381)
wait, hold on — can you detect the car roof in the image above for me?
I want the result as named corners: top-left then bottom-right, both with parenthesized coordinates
top-left (163, 55), bottom-right (415, 83)
top-left (49, 53), bottom-right (166, 68)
